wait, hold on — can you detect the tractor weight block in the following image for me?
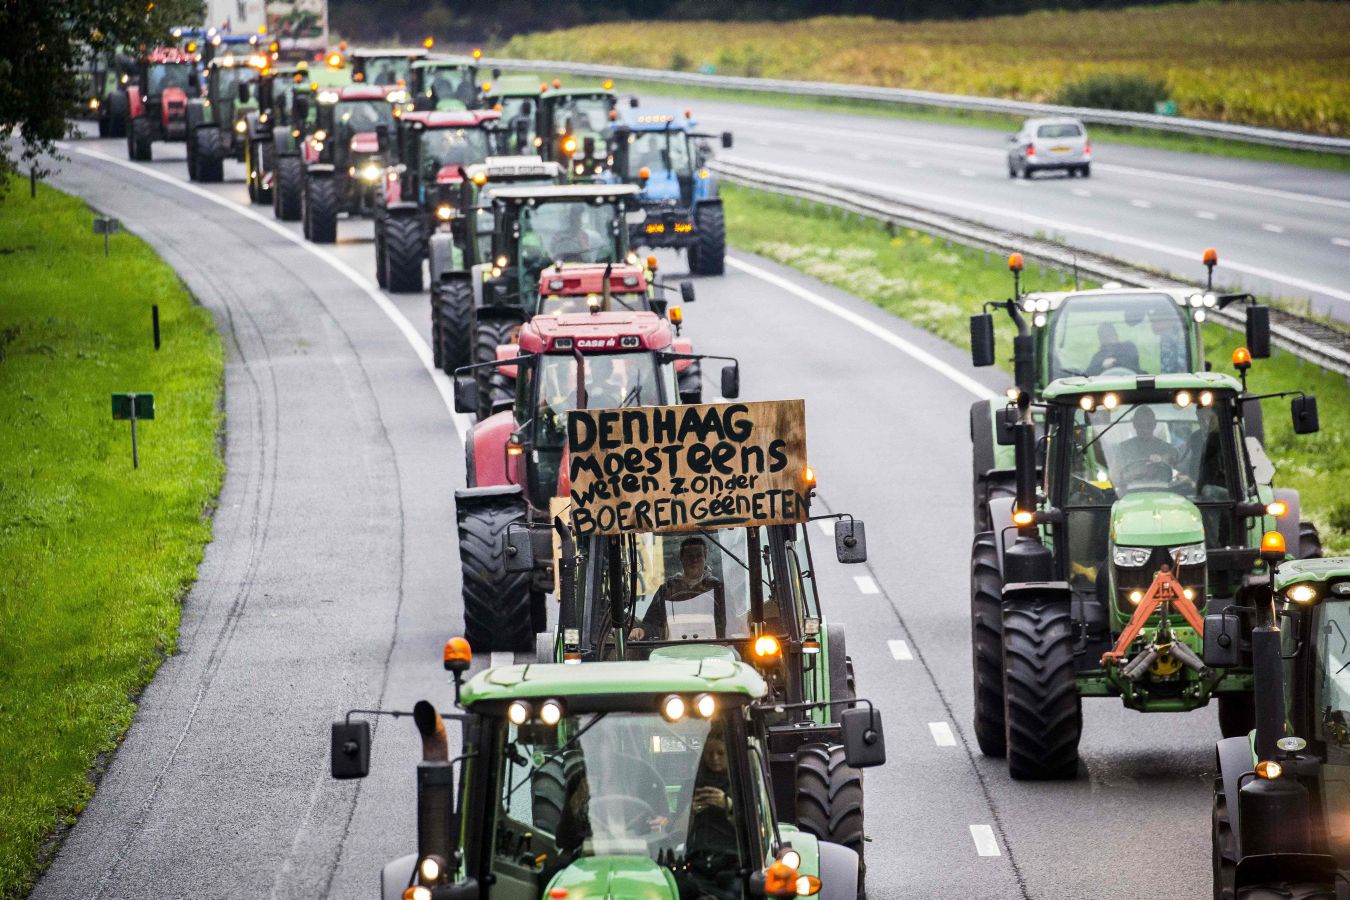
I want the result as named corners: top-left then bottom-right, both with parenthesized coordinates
top-left (970, 313), bottom-right (996, 367)
top-left (1291, 395), bottom-right (1319, 435)
top-left (834, 519), bottom-right (867, 564)
top-left (840, 707), bottom-right (885, 768)
top-left (720, 365), bottom-right (739, 399)
top-left (680, 280), bottom-right (696, 303)
top-left (330, 720), bottom-right (371, 779)
top-left (1202, 613), bottom-right (1241, 668)
top-left (1246, 304), bottom-right (1270, 358)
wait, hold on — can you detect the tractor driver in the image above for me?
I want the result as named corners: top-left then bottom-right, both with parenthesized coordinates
top-left (1086, 323), bottom-right (1141, 375)
top-left (1113, 406), bottom-right (1180, 486)
top-left (629, 538), bottom-right (726, 641)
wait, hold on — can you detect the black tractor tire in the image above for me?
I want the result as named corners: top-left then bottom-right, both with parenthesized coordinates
top-left (687, 203), bottom-right (726, 276)
top-left (973, 474), bottom-right (1016, 535)
top-left (795, 743), bottom-right (865, 887)
top-left (97, 109), bottom-right (110, 138)
top-left (1218, 693), bottom-right (1255, 738)
top-left (246, 138), bottom-right (273, 204)
top-left (1002, 599), bottom-right (1082, 780)
top-left (272, 155), bottom-right (303, 221)
top-left (373, 224), bottom-right (388, 289)
top-left (1237, 885), bottom-right (1334, 899)
top-left (474, 319), bottom-right (517, 420)
top-left (1298, 521), bottom-right (1323, 560)
top-left (458, 497), bottom-right (534, 652)
top-left (531, 752), bottom-right (583, 835)
top-left (383, 216), bottom-right (424, 293)
top-left (971, 532), bottom-right (1007, 758)
top-left (105, 92), bottom-right (128, 138)
top-left (435, 277), bottom-right (474, 374)
top-left (304, 175), bottom-right (339, 244)
top-left (194, 128), bottom-right (225, 183)
top-left (128, 115), bottom-right (153, 161)
top-left (1212, 778), bottom-right (1236, 900)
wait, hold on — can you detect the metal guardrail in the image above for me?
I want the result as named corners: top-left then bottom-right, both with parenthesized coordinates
top-left (708, 158), bottom-right (1350, 379)
top-left (484, 56), bottom-right (1350, 155)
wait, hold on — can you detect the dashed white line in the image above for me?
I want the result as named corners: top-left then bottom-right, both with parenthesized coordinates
top-left (1262, 223), bottom-right (1285, 233)
top-left (490, 652), bottom-right (514, 668)
top-left (929, 722), bottom-right (957, 746)
top-left (970, 824), bottom-right (1002, 857)
top-left (1195, 210), bottom-right (1218, 220)
top-left (1333, 237), bottom-right (1350, 248)
top-left (887, 639), bottom-right (913, 661)
top-left (853, 575), bottom-right (880, 595)
top-left (1130, 199), bottom-right (1152, 209)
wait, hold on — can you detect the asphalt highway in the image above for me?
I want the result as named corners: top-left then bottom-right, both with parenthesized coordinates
top-left (31, 120), bottom-right (1286, 898)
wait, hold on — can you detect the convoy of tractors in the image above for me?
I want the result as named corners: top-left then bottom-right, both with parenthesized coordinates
top-left (86, 26), bottom-right (1346, 900)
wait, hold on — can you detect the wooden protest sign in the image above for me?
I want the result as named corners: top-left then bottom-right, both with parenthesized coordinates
top-left (566, 400), bottom-right (809, 536)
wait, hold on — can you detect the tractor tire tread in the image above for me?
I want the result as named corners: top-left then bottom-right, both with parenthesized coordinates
top-left (458, 498), bottom-right (534, 652)
top-left (971, 531), bottom-right (1007, 758)
top-left (1002, 599), bottom-right (1082, 780)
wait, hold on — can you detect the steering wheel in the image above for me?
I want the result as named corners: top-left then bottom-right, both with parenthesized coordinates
top-left (1119, 457), bottom-right (1174, 485)
top-left (587, 794), bottom-right (663, 836)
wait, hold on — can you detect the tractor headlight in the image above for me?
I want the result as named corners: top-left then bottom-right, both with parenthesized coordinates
top-left (436, 205), bottom-right (452, 221)
top-left (359, 163), bottom-right (382, 181)
top-left (1286, 583), bottom-right (1318, 604)
top-left (1174, 543), bottom-right (1207, 566)
top-left (234, 119), bottom-right (247, 133)
top-left (1112, 546), bottom-right (1150, 568)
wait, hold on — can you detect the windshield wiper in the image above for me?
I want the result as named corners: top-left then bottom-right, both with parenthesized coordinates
top-left (1082, 402), bottom-right (1140, 454)
top-left (506, 712), bottom-right (609, 800)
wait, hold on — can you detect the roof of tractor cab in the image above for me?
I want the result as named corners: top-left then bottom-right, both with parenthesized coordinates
top-left (489, 183), bottom-right (639, 203)
top-left (623, 111), bottom-right (697, 130)
top-left (540, 86), bottom-right (617, 99)
top-left (465, 156), bottom-right (562, 181)
top-left (1021, 288), bottom-right (1195, 313)
top-left (323, 85), bottom-right (391, 101)
top-left (520, 311), bottom-right (671, 353)
top-left (461, 658), bottom-right (768, 706)
top-left (1275, 557), bottom-right (1350, 590)
top-left (145, 47), bottom-right (198, 64)
top-left (402, 109), bottom-right (500, 128)
top-left (412, 56), bottom-right (477, 69)
top-left (1042, 371), bottom-right (1242, 401)
top-left (348, 47), bottom-right (428, 59)
top-left (540, 263), bottom-right (647, 295)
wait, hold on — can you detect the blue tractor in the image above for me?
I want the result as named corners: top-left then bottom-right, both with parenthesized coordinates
top-left (608, 108), bottom-right (732, 276)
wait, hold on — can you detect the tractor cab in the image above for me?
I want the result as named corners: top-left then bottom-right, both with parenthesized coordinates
top-left (537, 81), bottom-right (620, 180)
top-left (331, 653), bottom-right (876, 899)
top-left (183, 51), bottom-right (266, 181)
top-left (309, 85), bottom-right (396, 172)
top-left (483, 78), bottom-right (544, 154)
top-left (409, 55), bottom-right (482, 111)
top-left (124, 46), bottom-right (200, 160)
top-left (430, 155), bottom-right (565, 278)
top-left (345, 46), bottom-right (427, 87)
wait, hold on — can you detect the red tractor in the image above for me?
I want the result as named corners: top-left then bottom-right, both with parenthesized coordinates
top-left (124, 46), bottom-right (200, 161)
top-left (299, 85), bottom-right (399, 243)
top-left (451, 309), bottom-right (739, 651)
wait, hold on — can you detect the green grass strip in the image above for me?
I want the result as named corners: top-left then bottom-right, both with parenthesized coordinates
top-left (0, 179), bottom-right (224, 898)
top-left (723, 183), bottom-right (1349, 552)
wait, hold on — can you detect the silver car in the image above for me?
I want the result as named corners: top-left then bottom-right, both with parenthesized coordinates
top-left (1007, 117), bottom-right (1091, 179)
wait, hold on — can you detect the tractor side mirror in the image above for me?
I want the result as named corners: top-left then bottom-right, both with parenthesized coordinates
top-left (840, 707), bottom-right (886, 768)
top-left (1201, 613), bottom-right (1241, 669)
top-left (330, 720), bottom-right (371, 779)
top-left (970, 313), bottom-right (996, 367)
top-left (453, 376), bottom-right (477, 414)
top-left (995, 406), bottom-right (1017, 446)
top-left (1006, 133), bottom-right (1018, 143)
top-left (237, 82), bottom-right (251, 104)
top-left (834, 519), bottom-right (867, 564)
top-left (1291, 395), bottom-right (1319, 434)
top-left (649, 297), bottom-right (668, 317)
top-left (720, 364), bottom-right (739, 400)
top-left (680, 280), bottom-right (695, 303)
top-left (492, 67), bottom-right (502, 79)
top-left (292, 92), bottom-right (310, 121)
top-left (629, 96), bottom-right (639, 108)
top-left (375, 124), bottom-right (389, 154)
top-left (721, 131), bottom-right (733, 149)
top-left (1246, 304), bottom-right (1271, 359)
top-left (504, 522), bottom-right (553, 575)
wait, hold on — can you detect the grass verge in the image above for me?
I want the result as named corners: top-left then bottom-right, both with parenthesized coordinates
top-left (0, 180), bottom-right (224, 898)
top-left (722, 183), bottom-right (1349, 552)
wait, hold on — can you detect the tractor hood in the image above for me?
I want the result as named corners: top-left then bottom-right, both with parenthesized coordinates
top-left (544, 854), bottom-right (679, 899)
top-left (349, 130), bottom-right (379, 154)
top-left (640, 170), bottom-right (682, 203)
top-left (435, 164), bottom-right (465, 184)
top-left (1111, 492), bottom-right (1204, 548)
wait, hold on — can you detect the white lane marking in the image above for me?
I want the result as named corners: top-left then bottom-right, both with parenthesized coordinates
top-left (854, 575), bottom-right (880, 595)
top-left (959, 168), bottom-right (976, 177)
top-left (726, 257), bottom-right (998, 400)
top-left (741, 161), bottom-right (1350, 304)
top-left (64, 145), bottom-right (474, 442)
top-left (1333, 237), bottom-right (1350, 248)
top-left (1071, 188), bottom-right (1091, 197)
top-left (1196, 210), bottom-right (1218, 220)
top-left (490, 652), bottom-right (514, 668)
top-left (929, 722), bottom-right (957, 746)
top-left (887, 639), bottom-right (913, 660)
top-left (1262, 223), bottom-right (1285, 233)
top-left (1130, 198), bottom-right (1151, 208)
top-left (970, 824), bottom-right (1002, 857)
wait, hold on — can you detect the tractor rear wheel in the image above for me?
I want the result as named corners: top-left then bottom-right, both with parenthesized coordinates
top-left (383, 215), bottom-right (423, 293)
top-left (434, 277), bottom-right (473, 374)
top-left (458, 496), bottom-right (534, 652)
top-left (1212, 777), bottom-right (1236, 900)
top-left (106, 92), bottom-right (128, 138)
top-left (304, 175), bottom-right (338, 244)
top-left (795, 743), bottom-right (865, 890)
top-left (246, 138), bottom-right (273, 204)
top-left (128, 116), bottom-right (153, 161)
top-left (194, 127), bottom-right (225, 183)
top-left (1002, 598), bottom-right (1081, 779)
top-left (1218, 693), bottom-right (1255, 738)
top-left (273, 156), bottom-right (303, 221)
top-left (971, 532), bottom-right (1007, 758)
top-left (373, 223), bottom-right (388, 289)
top-left (531, 752), bottom-right (583, 836)
top-left (1298, 521), bottom-right (1322, 559)
top-left (688, 203), bottom-right (726, 276)
top-left (474, 319), bottom-right (517, 419)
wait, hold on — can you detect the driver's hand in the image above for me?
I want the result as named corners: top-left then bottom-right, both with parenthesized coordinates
top-left (693, 787), bottom-right (727, 813)
top-left (628, 626), bottom-right (646, 640)
top-left (647, 815), bottom-right (670, 831)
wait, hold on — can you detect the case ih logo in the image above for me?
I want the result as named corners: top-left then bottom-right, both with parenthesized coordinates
top-left (576, 336), bottom-right (621, 350)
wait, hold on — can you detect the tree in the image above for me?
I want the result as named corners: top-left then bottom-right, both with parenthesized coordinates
top-left (0, 0), bottom-right (203, 185)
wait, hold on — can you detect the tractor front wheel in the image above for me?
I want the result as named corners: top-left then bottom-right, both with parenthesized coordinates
top-left (194, 127), bottom-right (225, 183)
top-left (688, 203), bottom-right (726, 276)
top-left (105, 92), bottom-right (128, 138)
top-left (128, 116), bottom-right (153, 161)
top-left (1002, 598), bottom-right (1081, 779)
top-left (795, 743), bottom-right (865, 890)
top-left (273, 156), bottom-right (303, 221)
top-left (1212, 778), bottom-right (1236, 900)
top-left (383, 215), bottom-right (424, 293)
top-left (304, 175), bottom-right (339, 244)
top-left (474, 319), bottom-right (517, 419)
top-left (373, 222), bottom-right (388, 289)
top-left (434, 277), bottom-right (474, 374)
top-left (971, 531), bottom-right (1007, 758)
top-left (457, 495), bottom-right (534, 652)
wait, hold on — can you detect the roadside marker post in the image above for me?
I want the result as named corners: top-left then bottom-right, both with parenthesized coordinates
top-left (92, 216), bottom-right (120, 256)
top-left (152, 305), bottom-right (160, 349)
top-left (111, 393), bottom-right (154, 468)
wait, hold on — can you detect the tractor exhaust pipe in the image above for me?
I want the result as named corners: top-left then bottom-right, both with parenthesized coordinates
top-left (414, 699), bottom-right (449, 763)
top-left (412, 700), bottom-right (455, 871)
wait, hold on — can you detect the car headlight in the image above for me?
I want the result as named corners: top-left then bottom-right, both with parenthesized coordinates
top-left (1174, 542), bottom-right (1207, 566)
top-left (1112, 546), bottom-right (1150, 568)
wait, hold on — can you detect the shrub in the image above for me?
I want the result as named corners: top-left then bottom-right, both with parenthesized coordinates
top-left (1056, 73), bottom-right (1169, 113)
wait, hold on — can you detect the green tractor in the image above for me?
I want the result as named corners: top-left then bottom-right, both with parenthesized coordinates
top-left (482, 78), bottom-right (544, 155)
top-left (185, 53), bottom-right (264, 183)
top-left (241, 62), bottom-right (306, 205)
top-left (330, 638), bottom-right (884, 899)
top-left (968, 363), bottom-right (1322, 779)
top-left (409, 55), bottom-right (487, 112)
top-left (1207, 554), bottom-right (1350, 899)
top-left (536, 79), bottom-right (620, 181)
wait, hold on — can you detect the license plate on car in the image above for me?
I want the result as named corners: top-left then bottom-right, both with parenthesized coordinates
top-left (1051, 145), bottom-right (1071, 153)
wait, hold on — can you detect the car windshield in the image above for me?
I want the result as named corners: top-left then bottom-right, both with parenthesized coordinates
top-left (1046, 293), bottom-right (1192, 381)
top-left (361, 56), bottom-right (410, 86)
top-left (333, 99), bottom-right (393, 140)
top-left (625, 130), bottom-right (693, 178)
top-left (419, 127), bottom-right (493, 181)
top-left (147, 63), bottom-right (192, 95)
top-left (1064, 400), bottom-right (1235, 504)
top-left (497, 712), bottom-right (746, 887)
top-left (1037, 123), bottom-right (1083, 138)
top-left (1315, 598), bottom-right (1350, 749)
top-left (623, 530), bottom-right (759, 642)
top-left (533, 352), bottom-right (667, 449)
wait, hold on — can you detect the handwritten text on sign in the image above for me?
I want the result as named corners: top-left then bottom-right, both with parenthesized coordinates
top-left (567, 400), bottom-right (809, 536)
